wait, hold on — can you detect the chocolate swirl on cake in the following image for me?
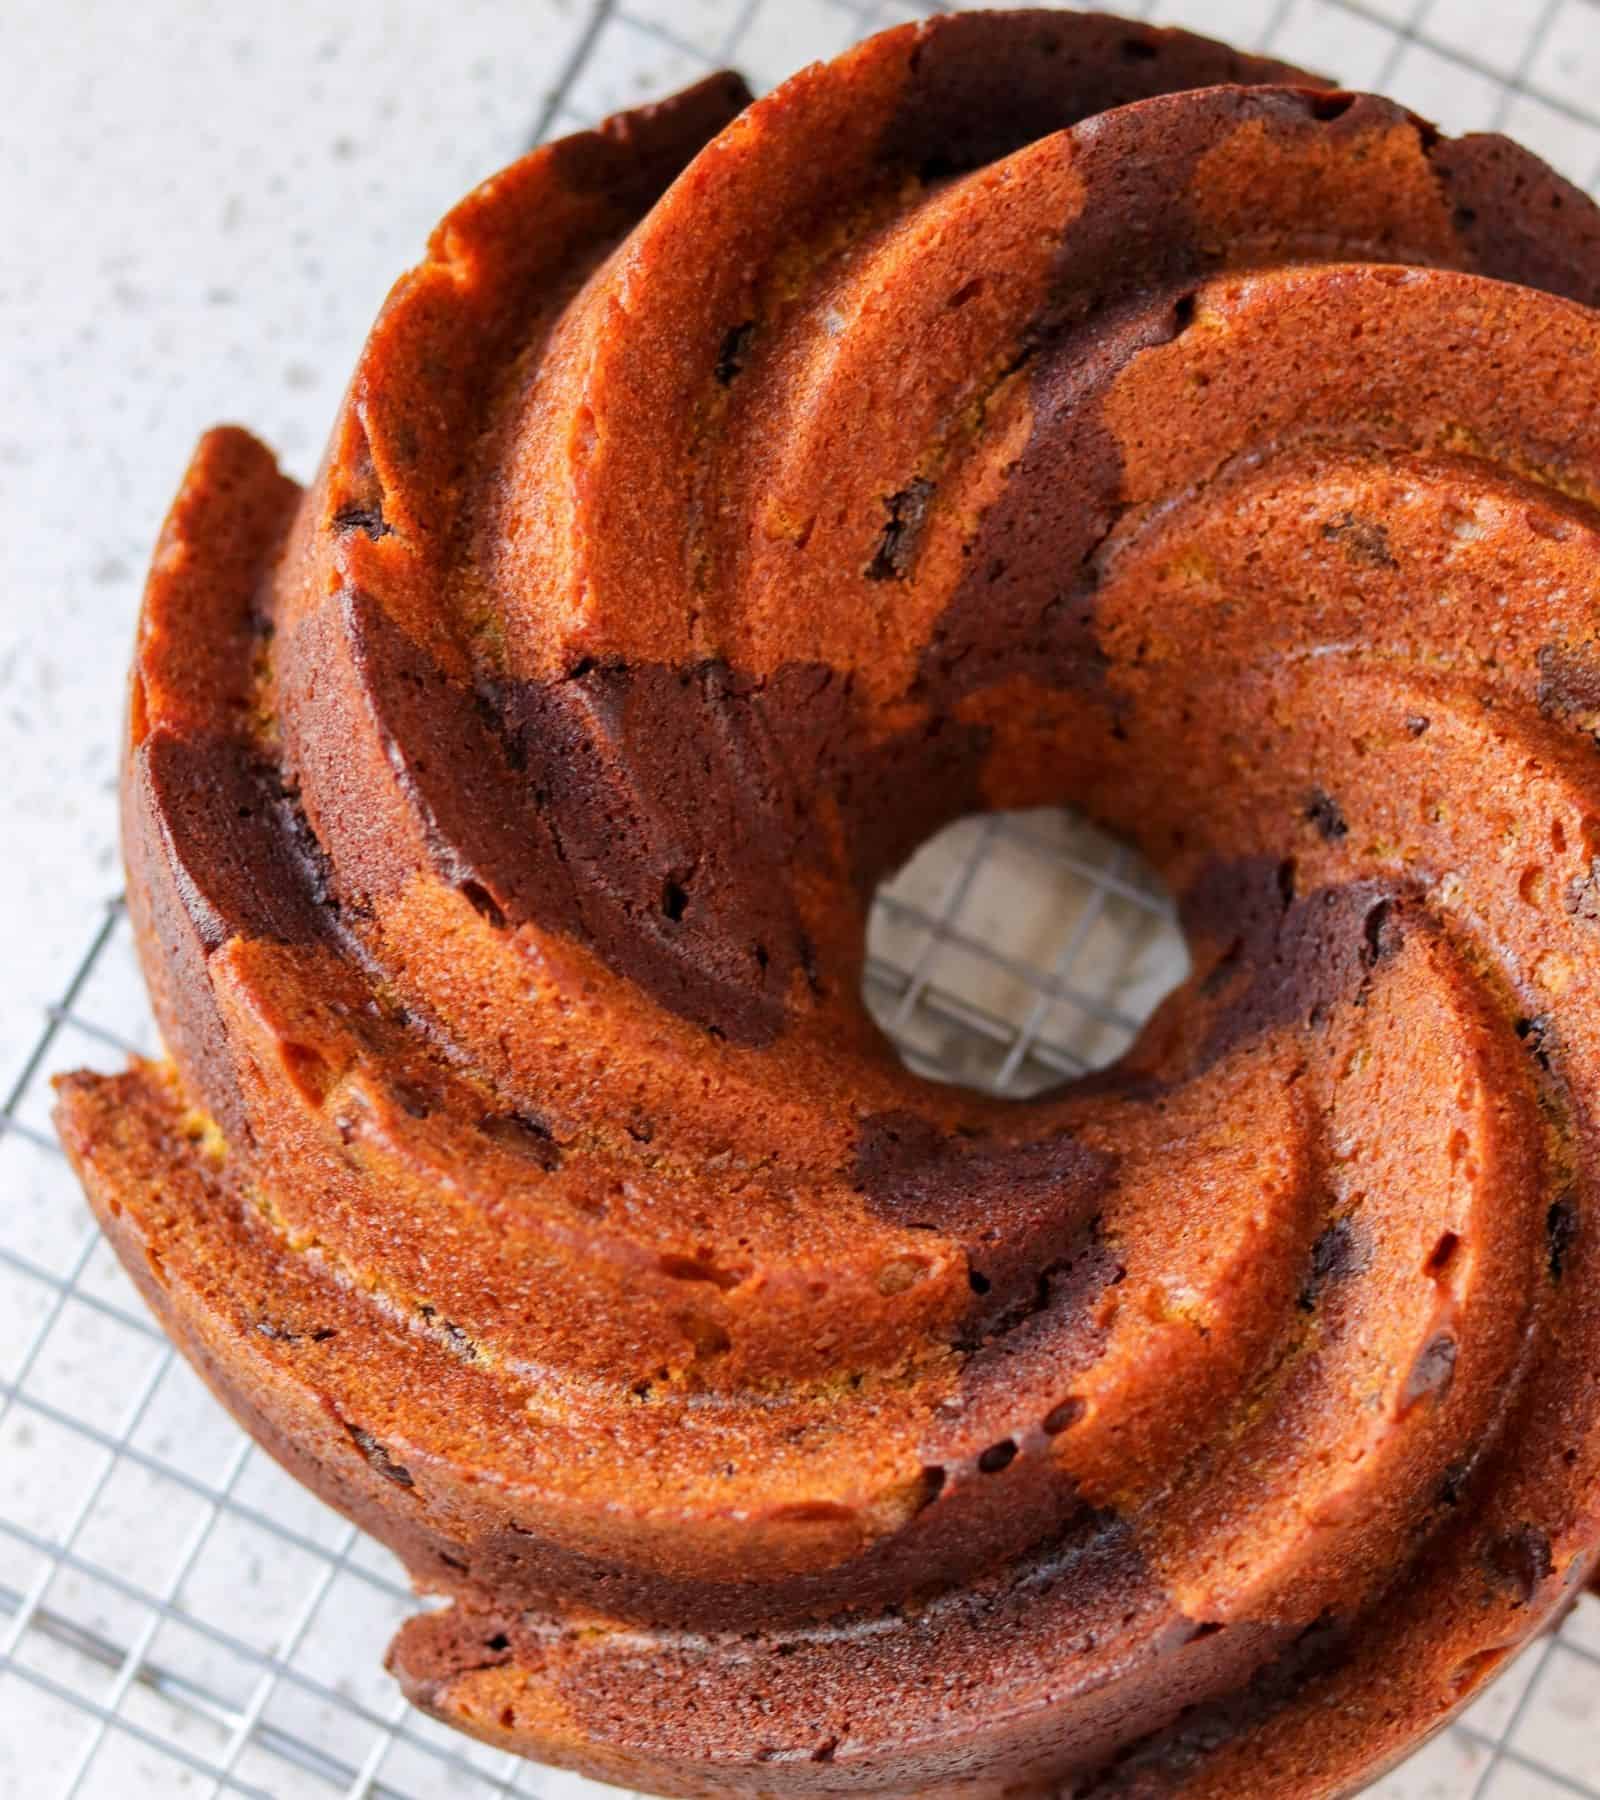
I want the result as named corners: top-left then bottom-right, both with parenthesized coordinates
top-left (56, 12), bottom-right (1600, 1796)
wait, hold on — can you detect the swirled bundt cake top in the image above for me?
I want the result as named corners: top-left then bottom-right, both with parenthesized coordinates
top-left (53, 9), bottom-right (1600, 1796)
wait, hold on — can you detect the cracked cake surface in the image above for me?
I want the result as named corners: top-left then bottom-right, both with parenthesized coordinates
top-left (53, 10), bottom-right (1600, 1796)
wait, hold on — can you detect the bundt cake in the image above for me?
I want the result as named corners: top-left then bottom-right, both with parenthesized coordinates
top-left (54, 9), bottom-right (1600, 1795)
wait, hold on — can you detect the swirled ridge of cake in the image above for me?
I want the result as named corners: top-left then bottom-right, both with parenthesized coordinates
top-left (53, 10), bottom-right (1600, 1796)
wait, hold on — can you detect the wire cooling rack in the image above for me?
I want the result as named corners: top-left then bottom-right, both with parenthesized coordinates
top-left (6, 2), bottom-right (1600, 1796)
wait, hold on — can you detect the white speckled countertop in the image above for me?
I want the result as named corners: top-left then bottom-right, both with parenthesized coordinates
top-left (4, 2), bottom-right (1600, 1796)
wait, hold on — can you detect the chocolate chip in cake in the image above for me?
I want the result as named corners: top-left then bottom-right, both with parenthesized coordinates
top-left (714, 320), bottom-right (756, 385)
top-left (977, 1439), bottom-right (1018, 1474)
top-left (1548, 1195), bottom-right (1579, 1280)
top-left (347, 1424), bottom-right (415, 1489)
top-left (1516, 1013), bottom-right (1554, 1072)
top-left (1305, 789), bottom-right (1349, 842)
top-left (1487, 1525), bottom-right (1553, 1607)
top-left (1400, 1334), bottom-right (1458, 1414)
top-left (1322, 511), bottom-right (1398, 569)
top-left (865, 478), bottom-right (937, 582)
top-left (330, 501), bottom-right (392, 541)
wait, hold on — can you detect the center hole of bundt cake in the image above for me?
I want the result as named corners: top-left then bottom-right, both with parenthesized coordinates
top-left (862, 807), bottom-right (1188, 1099)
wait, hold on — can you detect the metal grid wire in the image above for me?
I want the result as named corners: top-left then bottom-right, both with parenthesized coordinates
top-left (6, 1), bottom-right (1600, 1795)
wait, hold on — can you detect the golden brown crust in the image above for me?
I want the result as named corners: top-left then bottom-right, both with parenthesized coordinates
top-left (53, 10), bottom-right (1600, 1796)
